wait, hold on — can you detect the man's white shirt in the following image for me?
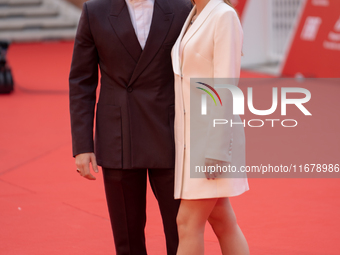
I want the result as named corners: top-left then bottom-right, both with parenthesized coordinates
top-left (125, 0), bottom-right (155, 49)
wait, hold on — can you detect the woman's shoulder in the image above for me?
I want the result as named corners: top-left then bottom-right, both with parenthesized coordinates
top-left (211, 2), bottom-right (240, 25)
top-left (212, 2), bottom-right (239, 19)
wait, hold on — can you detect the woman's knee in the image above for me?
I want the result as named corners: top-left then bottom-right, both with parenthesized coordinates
top-left (176, 210), bottom-right (188, 231)
top-left (176, 210), bottom-right (204, 237)
top-left (208, 199), bottom-right (238, 237)
top-left (176, 200), bottom-right (214, 238)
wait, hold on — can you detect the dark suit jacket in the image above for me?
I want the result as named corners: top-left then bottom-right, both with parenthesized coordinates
top-left (69, 0), bottom-right (191, 169)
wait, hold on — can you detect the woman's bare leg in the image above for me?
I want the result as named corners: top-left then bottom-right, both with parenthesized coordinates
top-left (208, 198), bottom-right (249, 255)
top-left (176, 198), bottom-right (218, 255)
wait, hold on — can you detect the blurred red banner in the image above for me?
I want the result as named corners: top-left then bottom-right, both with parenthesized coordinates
top-left (282, 0), bottom-right (340, 78)
top-left (232, 0), bottom-right (248, 18)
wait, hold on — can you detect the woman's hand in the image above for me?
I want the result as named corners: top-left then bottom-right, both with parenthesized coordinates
top-left (204, 158), bottom-right (230, 180)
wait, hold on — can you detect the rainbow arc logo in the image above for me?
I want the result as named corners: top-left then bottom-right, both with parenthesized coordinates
top-left (196, 82), bottom-right (223, 106)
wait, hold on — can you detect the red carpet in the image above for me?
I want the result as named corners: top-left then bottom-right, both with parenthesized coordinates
top-left (0, 41), bottom-right (339, 255)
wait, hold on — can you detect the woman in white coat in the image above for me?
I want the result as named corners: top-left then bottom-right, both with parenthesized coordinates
top-left (171, 0), bottom-right (249, 254)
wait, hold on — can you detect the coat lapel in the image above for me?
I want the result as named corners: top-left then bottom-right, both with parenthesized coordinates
top-left (180, 0), bottom-right (223, 61)
top-left (108, 0), bottom-right (142, 63)
top-left (171, 6), bottom-right (196, 76)
top-left (128, 0), bottom-right (174, 86)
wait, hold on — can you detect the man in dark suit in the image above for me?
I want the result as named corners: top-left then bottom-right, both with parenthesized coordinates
top-left (69, 0), bottom-right (191, 254)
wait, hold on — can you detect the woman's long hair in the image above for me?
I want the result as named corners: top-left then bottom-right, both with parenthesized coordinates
top-left (223, 0), bottom-right (235, 8)
top-left (223, 0), bottom-right (240, 17)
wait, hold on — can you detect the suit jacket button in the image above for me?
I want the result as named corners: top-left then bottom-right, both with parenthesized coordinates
top-left (127, 87), bottom-right (133, 93)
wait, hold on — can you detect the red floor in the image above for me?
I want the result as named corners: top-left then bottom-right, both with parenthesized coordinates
top-left (1, 41), bottom-right (339, 255)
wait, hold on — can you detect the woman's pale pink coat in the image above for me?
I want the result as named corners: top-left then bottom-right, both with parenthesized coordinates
top-left (171, 0), bottom-right (249, 199)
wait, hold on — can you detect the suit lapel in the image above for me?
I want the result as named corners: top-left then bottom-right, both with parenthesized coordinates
top-left (128, 0), bottom-right (174, 86)
top-left (108, 0), bottom-right (142, 63)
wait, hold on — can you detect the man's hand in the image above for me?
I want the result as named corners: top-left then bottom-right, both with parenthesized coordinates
top-left (75, 152), bottom-right (99, 180)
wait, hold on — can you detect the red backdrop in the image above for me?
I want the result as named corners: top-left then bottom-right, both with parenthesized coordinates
top-left (232, 0), bottom-right (248, 18)
top-left (282, 0), bottom-right (340, 78)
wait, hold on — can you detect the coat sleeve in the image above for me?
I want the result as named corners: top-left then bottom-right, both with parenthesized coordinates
top-left (69, 3), bottom-right (99, 157)
top-left (204, 9), bottom-right (243, 163)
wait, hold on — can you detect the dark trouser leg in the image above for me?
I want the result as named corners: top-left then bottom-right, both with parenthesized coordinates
top-left (102, 168), bottom-right (147, 255)
top-left (148, 168), bottom-right (181, 255)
